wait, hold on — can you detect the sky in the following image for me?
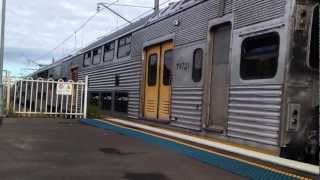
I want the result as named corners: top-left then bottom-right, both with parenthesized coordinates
top-left (4, 0), bottom-right (178, 76)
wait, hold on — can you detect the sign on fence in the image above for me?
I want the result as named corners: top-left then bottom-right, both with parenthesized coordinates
top-left (56, 82), bottom-right (73, 95)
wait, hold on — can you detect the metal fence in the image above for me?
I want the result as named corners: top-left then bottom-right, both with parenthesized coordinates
top-left (4, 76), bottom-right (88, 118)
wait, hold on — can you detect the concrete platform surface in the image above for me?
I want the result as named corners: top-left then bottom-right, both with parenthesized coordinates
top-left (0, 118), bottom-right (246, 180)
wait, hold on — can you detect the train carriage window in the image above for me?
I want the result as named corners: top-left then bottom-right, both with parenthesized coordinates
top-left (171, 1), bottom-right (180, 10)
top-left (104, 41), bottom-right (115, 62)
top-left (181, 0), bottom-right (192, 6)
top-left (115, 92), bottom-right (128, 113)
top-left (117, 34), bottom-right (131, 58)
top-left (101, 92), bottom-right (112, 111)
top-left (163, 50), bottom-right (173, 85)
top-left (92, 47), bottom-right (102, 65)
top-left (192, 48), bottom-right (203, 82)
top-left (240, 32), bottom-right (280, 80)
top-left (148, 54), bottom-right (158, 86)
top-left (83, 51), bottom-right (92, 67)
top-left (308, 5), bottom-right (319, 70)
top-left (89, 92), bottom-right (99, 106)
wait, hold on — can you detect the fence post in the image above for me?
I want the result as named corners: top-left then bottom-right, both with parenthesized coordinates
top-left (5, 75), bottom-right (10, 113)
top-left (83, 75), bottom-right (88, 119)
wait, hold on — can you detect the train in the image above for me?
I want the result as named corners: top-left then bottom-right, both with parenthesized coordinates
top-left (31, 0), bottom-right (319, 165)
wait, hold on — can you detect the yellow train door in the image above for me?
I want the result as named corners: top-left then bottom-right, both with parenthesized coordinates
top-left (144, 41), bottom-right (173, 122)
top-left (158, 41), bottom-right (173, 121)
top-left (144, 45), bottom-right (161, 119)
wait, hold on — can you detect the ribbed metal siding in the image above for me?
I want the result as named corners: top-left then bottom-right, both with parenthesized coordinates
top-left (170, 87), bottom-right (203, 131)
top-left (133, 0), bottom-right (231, 50)
top-left (174, 0), bottom-right (229, 45)
top-left (79, 59), bottom-right (141, 118)
top-left (227, 84), bottom-right (283, 146)
top-left (233, 0), bottom-right (286, 29)
top-left (175, 24), bottom-right (208, 46)
top-left (224, 0), bottom-right (233, 14)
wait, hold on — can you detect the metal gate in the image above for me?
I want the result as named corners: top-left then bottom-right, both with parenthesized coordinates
top-left (4, 76), bottom-right (88, 118)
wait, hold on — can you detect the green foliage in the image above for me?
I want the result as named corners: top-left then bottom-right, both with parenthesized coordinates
top-left (87, 104), bottom-right (102, 118)
top-left (5, 102), bottom-right (16, 117)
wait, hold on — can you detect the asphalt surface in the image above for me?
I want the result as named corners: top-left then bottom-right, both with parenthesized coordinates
top-left (0, 118), bottom-right (247, 180)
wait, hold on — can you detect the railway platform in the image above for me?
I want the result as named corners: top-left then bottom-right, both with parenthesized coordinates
top-left (0, 118), bottom-right (246, 180)
top-left (80, 117), bottom-right (320, 180)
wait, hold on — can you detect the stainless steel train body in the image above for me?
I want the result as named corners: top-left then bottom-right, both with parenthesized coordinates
top-left (32, 0), bottom-right (319, 164)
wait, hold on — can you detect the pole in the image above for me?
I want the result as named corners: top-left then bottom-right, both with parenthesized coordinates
top-left (5, 71), bottom-right (9, 112)
top-left (0, 0), bottom-right (6, 121)
top-left (83, 75), bottom-right (88, 119)
top-left (154, 0), bottom-right (159, 12)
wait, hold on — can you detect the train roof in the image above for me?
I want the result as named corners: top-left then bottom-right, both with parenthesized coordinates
top-left (30, 54), bottom-right (78, 76)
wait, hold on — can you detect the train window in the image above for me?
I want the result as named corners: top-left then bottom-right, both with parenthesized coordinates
top-left (89, 92), bottom-right (99, 106)
top-left (171, 2), bottom-right (180, 10)
top-left (163, 50), bottom-right (173, 85)
top-left (308, 5), bottom-right (319, 70)
top-left (148, 54), bottom-right (158, 86)
top-left (240, 32), bottom-right (280, 80)
top-left (104, 41), bottom-right (115, 62)
top-left (159, 6), bottom-right (170, 15)
top-left (101, 92), bottom-right (112, 111)
top-left (114, 92), bottom-right (128, 113)
top-left (83, 51), bottom-right (92, 67)
top-left (181, 0), bottom-right (192, 6)
top-left (92, 47), bottom-right (102, 65)
top-left (117, 35), bottom-right (131, 58)
top-left (192, 48), bottom-right (203, 82)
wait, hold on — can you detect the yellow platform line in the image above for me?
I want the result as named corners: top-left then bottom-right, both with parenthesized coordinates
top-left (97, 118), bottom-right (318, 179)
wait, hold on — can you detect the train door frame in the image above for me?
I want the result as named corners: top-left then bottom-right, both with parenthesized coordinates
top-left (141, 40), bottom-right (174, 122)
top-left (203, 15), bottom-right (233, 133)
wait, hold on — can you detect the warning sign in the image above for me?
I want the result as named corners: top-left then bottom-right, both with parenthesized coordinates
top-left (56, 82), bottom-right (73, 95)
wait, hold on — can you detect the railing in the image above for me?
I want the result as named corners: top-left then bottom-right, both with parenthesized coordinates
top-left (5, 76), bottom-right (88, 118)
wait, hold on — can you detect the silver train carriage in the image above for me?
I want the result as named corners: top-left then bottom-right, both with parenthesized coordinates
top-left (31, 0), bottom-right (319, 165)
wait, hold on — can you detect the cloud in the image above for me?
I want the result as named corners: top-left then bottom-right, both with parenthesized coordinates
top-left (4, 0), bottom-right (175, 76)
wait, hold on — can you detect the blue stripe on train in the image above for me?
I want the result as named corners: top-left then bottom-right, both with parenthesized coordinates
top-left (80, 119), bottom-right (294, 180)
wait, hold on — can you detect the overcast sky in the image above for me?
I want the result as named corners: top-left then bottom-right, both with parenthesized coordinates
top-left (4, 0), bottom-right (177, 76)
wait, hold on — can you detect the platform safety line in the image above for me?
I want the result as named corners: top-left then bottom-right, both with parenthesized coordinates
top-left (95, 119), bottom-right (310, 180)
top-left (101, 117), bottom-right (320, 176)
top-left (81, 119), bottom-right (314, 180)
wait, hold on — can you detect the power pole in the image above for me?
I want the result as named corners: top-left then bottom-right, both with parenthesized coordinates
top-left (154, 0), bottom-right (159, 12)
top-left (0, 0), bottom-right (6, 121)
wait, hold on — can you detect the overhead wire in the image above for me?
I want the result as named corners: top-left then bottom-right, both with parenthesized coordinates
top-left (97, 3), bottom-right (153, 9)
top-left (30, 0), bottom-right (171, 65)
top-left (31, 11), bottom-right (99, 62)
top-left (30, 0), bottom-right (120, 63)
top-left (103, 0), bottom-right (171, 33)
